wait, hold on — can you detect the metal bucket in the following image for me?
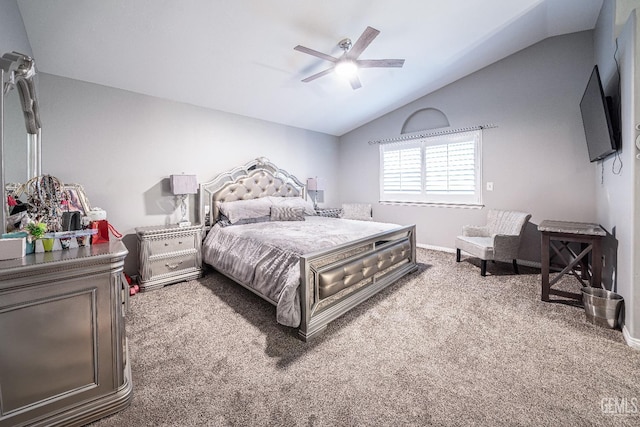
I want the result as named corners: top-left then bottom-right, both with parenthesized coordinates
top-left (581, 287), bottom-right (623, 329)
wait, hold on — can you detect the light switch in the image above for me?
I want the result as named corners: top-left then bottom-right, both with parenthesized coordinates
top-left (486, 182), bottom-right (494, 191)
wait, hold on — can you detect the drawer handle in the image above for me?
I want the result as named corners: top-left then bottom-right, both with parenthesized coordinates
top-left (165, 260), bottom-right (184, 270)
top-left (164, 241), bottom-right (184, 246)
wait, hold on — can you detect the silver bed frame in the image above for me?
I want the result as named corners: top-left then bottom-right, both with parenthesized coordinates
top-left (199, 157), bottom-right (418, 341)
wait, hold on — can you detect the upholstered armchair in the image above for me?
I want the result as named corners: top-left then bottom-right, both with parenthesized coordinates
top-left (455, 210), bottom-right (532, 276)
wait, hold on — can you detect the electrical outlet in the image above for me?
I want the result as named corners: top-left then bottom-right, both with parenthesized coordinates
top-left (486, 182), bottom-right (494, 191)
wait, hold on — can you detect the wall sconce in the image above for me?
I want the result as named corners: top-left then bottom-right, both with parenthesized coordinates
top-left (306, 177), bottom-right (325, 209)
top-left (170, 174), bottom-right (198, 227)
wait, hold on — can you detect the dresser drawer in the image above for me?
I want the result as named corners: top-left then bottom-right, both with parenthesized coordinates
top-left (143, 251), bottom-right (199, 281)
top-left (147, 233), bottom-right (197, 256)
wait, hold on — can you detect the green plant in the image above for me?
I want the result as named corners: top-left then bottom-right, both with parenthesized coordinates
top-left (25, 221), bottom-right (47, 242)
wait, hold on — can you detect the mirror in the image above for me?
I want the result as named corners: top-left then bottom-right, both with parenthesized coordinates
top-left (1, 52), bottom-right (42, 234)
top-left (4, 86), bottom-right (28, 185)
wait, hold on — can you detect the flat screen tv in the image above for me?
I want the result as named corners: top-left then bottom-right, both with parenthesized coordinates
top-left (580, 65), bottom-right (619, 162)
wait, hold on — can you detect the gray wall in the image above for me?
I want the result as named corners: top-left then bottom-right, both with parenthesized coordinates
top-left (0, 0), bottom-right (32, 57)
top-left (338, 31), bottom-right (596, 263)
top-left (593, 0), bottom-right (640, 345)
top-left (36, 74), bottom-right (339, 274)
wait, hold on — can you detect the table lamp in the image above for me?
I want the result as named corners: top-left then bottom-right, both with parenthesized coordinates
top-left (170, 174), bottom-right (198, 227)
top-left (306, 177), bottom-right (325, 209)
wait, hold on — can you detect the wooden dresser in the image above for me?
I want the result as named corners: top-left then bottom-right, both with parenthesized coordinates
top-left (136, 224), bottom-right (202, 291)
top-left (0, 241), bottom-right (132, 427)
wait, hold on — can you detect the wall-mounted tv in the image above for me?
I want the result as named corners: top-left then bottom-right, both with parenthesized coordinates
top-left (579, 65), bottom-right (619, 162)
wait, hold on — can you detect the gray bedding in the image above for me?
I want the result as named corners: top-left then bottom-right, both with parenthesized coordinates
top-left (202, 216), bottom-right (400, 327)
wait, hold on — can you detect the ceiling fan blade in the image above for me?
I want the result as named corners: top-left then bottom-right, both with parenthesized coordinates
top-left (357, 59), bottom-right (405, 68)
top-left (349, 74), bottom-right (362, 90)
top-left (347, 26), bottom-right (380, 60)
top-left (294, 45), bottom-right (338, 63)
top-left (301, 67), bottom-right (335, 83)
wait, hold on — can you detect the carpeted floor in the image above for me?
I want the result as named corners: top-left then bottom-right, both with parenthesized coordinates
top-left (92, 249), bottom-right (640, 426)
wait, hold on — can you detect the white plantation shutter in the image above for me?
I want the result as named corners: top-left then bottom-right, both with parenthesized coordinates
top-left (380, 130), bottom-right (482, 205)
top-left (382, 145), bottom-right (421, 194)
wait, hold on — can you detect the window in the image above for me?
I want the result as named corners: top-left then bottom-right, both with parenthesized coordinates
top-left (379, 130), bottom-right (482, 206)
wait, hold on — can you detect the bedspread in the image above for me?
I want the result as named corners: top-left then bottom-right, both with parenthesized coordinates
top-left (202, 216), bottom-right (400, 327)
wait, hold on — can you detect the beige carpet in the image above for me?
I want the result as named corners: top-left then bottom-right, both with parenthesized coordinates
top-left (91, 249), bottom-right (640, 426)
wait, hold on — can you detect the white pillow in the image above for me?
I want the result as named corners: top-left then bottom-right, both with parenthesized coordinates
top-left (269, 196), bottom-right (316, 215)
top-left (341, 203), bottom-right (373, 221)
top-left (217, 197), bottom-right (273, 224)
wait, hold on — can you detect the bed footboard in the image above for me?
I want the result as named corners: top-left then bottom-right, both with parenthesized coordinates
top-left (298, 224), bottom-right (417, 341)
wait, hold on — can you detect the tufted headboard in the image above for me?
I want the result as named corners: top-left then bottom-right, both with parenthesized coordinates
top-left (199, 157), bottom-right (306, 226)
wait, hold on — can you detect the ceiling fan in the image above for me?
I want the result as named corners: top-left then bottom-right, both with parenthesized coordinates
top-left (294, 26), bottom-right (405, 90)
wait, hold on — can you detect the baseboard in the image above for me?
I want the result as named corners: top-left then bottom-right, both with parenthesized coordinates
top-left (417, 243), bottom-right (455, 253)
top-left (416, 244), bottom-right (541, 269)
top-left (622, 325), bottom-right (640, 350)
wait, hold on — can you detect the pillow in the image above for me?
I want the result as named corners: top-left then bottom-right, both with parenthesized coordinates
top-left (270, 206), bottom-right (306, 222)
top-left (341, 203), bottom-right (373, 221)
top-left (269, 196), bottom-right (316, 215)
top-left (217, 213), bottom-right (270, 227)
top-left (217, 197), bottom-right (273, 224)
top-left (216, 213), bottom-right (233, 227)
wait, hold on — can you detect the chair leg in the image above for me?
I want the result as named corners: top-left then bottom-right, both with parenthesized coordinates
top-left (456, 248), bottom-right (461, 262)
top-left (481, 260), bottom-right (487, 276)
top-left (512, 259), bottom-right (520, 274)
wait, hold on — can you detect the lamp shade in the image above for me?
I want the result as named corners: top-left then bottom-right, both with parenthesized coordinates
top-left (306, 177), bottom-right (325, 192)
top-left (170, 174), bottom-right (198, 195)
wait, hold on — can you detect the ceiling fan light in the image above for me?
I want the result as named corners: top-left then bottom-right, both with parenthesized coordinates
top-left (334, 60), bottom-right (358, 79)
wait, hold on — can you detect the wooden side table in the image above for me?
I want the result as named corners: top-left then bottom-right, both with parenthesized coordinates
top-left (538, 220), bottom-right (606, 302)
top-left (136, 224), bottom-right (203, 291)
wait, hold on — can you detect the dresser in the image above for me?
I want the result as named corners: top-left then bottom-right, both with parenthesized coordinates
top-left (136, 224), bottom-right (203, 291)
top-left (0, 241), bottom-right (131, 427)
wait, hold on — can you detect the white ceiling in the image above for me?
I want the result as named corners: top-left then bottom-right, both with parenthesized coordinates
top-left (17, 0), bottom-right (603, 136)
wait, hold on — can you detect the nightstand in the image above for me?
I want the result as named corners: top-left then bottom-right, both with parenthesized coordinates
top-left (315, 207), bottom-right (343, 218)
top-left (136, 224), bottom-right (203, 291)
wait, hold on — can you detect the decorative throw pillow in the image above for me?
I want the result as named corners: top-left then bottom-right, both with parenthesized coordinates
top-left (341, 203), bottom-right (373, 221)
top-left (270, 206), bottom-right (306, 222)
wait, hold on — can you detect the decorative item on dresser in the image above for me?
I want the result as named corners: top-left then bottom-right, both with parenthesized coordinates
top-left (0, 240), bottom-right (132, 427)
top-left (136, 224), bottom-right (203, 291)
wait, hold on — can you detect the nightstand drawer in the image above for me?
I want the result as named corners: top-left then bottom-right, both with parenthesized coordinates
top-left (147, 234), bottom-right (196, 256)
top-left (144, 251), bottom-right (199, 280)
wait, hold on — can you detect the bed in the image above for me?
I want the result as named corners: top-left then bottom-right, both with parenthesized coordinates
top-left (199, 158), bottom-right (418, 341)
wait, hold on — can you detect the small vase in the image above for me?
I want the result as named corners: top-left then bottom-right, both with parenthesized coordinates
top-left (42, 238), bottom-right (55, 252)
top-left (60, 238), bottom-right (71, 249)
top-left (25, 240), bottom-right (35, 254)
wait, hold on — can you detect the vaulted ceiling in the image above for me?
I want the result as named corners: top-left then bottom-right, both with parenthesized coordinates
top-left (17, 0), bottom-right (603, 136)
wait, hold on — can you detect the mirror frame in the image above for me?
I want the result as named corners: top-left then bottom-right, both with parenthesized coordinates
top-left (1, 52), bottom-right (42, 234)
